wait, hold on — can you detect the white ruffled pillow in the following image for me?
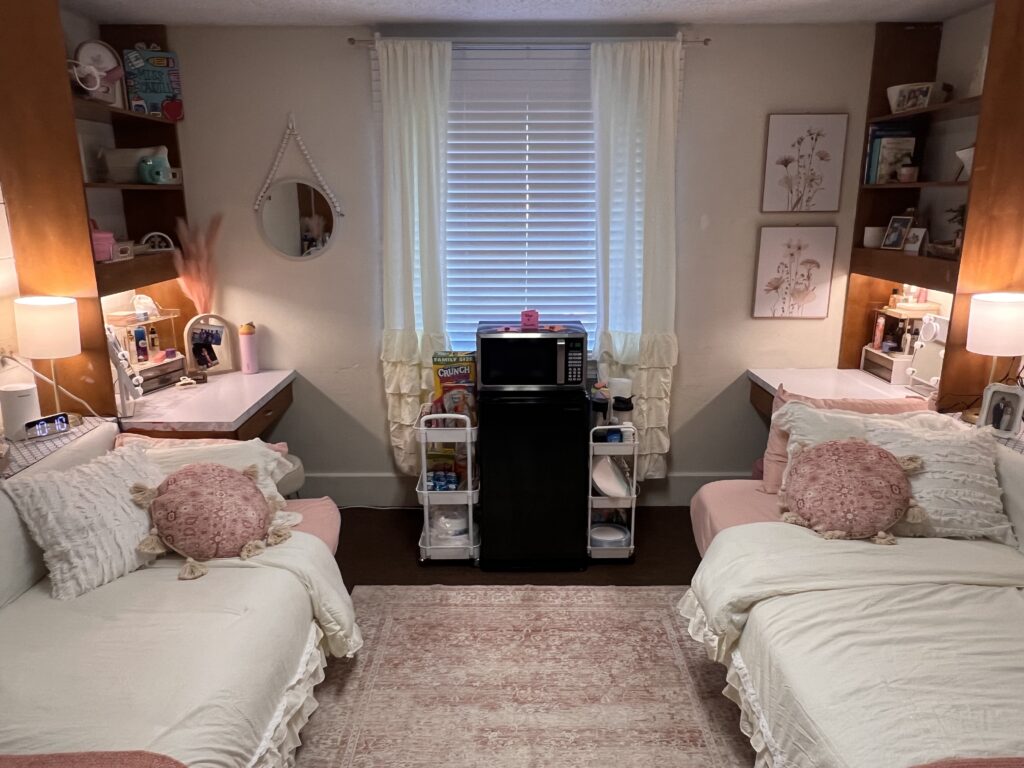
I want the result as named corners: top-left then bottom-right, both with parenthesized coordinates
top-left (3, 448), bottom-right (164, 599)
top-left (133, 439), bottom-right (294, 510)
top-left (773, 401), bottom-right (965, 491)
top-left (996, 446), bottom-right (1024, 553)
top-left (865, 423), bottom-right (1016, 546)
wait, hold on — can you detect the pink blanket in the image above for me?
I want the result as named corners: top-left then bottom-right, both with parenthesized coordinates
top-left (0, 752), bottom-right (185, 768)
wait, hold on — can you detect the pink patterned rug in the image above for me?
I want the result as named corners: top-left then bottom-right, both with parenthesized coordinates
top-left (295, 585), bottom-right (753, 768)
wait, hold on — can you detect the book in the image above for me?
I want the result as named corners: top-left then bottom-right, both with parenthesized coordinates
top-left (875, 137), bottom-right (917, 184)
top-left (863, 124), bottom-right (914, 183)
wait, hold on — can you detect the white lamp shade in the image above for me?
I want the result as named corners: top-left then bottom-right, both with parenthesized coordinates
top-left (966, 292), bottom-right (1024, 357)
top-left (14, 296), bottom-right (81, 360)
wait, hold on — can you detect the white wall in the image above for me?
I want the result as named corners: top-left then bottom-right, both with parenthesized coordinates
top-left (171, 23), bottom-right (874, 505)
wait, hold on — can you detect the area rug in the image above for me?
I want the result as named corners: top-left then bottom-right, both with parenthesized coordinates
top-left (295, 585), bottom-right (753, 768)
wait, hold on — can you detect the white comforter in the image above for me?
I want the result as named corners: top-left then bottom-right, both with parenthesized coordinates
top-left (680, 523), bottom-right (1024, 768)
top-left (0, 531), bottom-right (362, 767)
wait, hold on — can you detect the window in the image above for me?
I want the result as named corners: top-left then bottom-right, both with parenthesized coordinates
top-left (445, 44), bottom-right (597, 350)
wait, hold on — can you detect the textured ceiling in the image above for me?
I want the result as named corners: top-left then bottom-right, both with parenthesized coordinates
top-left (62, 0), bottom-right (987, 26)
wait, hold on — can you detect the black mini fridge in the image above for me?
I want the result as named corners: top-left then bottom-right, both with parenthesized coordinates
top-left (477, 388), bottom-right (590, 570)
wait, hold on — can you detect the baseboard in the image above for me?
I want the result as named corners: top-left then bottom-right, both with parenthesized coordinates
top-left (304, 470), bottom-right (751, 508)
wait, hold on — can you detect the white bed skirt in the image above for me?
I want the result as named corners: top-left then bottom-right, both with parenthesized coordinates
top-left (678, 590), bottom-right (781, 768)
top-left (251, 622), bottom-right (329, 768)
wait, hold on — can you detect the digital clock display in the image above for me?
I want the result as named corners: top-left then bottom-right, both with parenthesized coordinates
top-left (24, 413), bottom-right (71, 440)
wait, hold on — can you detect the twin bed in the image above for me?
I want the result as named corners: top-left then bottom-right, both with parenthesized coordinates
top-left (684, 437), bottom-right (1024, 767)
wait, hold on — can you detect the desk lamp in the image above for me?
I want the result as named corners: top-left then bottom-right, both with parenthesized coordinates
top-left (13, 296), bottom-right (81, 412)
top-left (966, 292), bottom-right (1024, 383)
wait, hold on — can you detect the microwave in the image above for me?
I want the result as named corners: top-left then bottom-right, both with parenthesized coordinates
top-left (476, 321), bottom-right (587, 390)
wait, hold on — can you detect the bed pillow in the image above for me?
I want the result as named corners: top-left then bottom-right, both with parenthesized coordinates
top-left (761, 386), bottom-right (932, 494)
top-left (2, 448), bottom-right (164, 599)
top-left (864, 423), bottom-right (1016, 545)
top-left (781, 439), bottom-right (912, 542)
top-left (115, 433), bottom-right (289, 456)
top-left (774, 401), bottom-right (963, 492)
top-left (130, 439), bottom-right (294, 510)
top-left (134, 463), bottom-right (289, 580)
top-left (996, 446), bottom-right (1024, 553)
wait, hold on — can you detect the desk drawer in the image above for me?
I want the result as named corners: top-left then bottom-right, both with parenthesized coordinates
top-left (237, 383), bottom-right (293, 441)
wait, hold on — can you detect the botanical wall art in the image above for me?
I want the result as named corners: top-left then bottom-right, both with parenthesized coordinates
top-left (761, 113), bottom-right (848, 212)
top-left (753, 226), bottom-right (837, 319)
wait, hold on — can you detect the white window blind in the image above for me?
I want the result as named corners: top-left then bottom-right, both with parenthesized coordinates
top-left (445, 44), bottom-right (597, 350)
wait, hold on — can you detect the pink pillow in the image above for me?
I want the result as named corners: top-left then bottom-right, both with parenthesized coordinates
top-left (761, 385), bottom-right (931, 494)
top-left (135, 463), bottom-right (290, 579)
top-left (782, 439), bottom-right (911, 541)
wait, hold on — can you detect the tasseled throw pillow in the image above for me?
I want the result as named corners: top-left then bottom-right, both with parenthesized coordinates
top-left (780, 439), bottom-right (923, 544)
top-left (132, 463), bottom-right (291, 580)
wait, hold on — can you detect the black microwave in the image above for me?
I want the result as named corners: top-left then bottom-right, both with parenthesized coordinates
top-left (476, 321), bottom-right (587, 390)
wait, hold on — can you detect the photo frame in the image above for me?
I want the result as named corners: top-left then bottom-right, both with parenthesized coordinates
top-left (881, 215), bottom-right (914, 250)
top-left (979, 383), bottom-right (1024, 438)
top-left (761, 113), bottom-right (848, 212)
top-left (753, 226), bottom-right (837, 319)
top-left (903, 227), bottom-right (928, 254)
top-left (183, 313), bottom-right (238, 375)
top-left (892, 83), bottom-right (932, 113)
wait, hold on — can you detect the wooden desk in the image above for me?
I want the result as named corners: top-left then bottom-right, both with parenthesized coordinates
top-left (121, 369), bottom-right (296, 439)
top-left (747, 368), bottom-right (920, 422)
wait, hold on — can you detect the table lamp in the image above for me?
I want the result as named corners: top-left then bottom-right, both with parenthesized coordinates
top-left (13, 296), bottom-right (81, 413)
top-left (966, 292), bottom-right (1024, 382)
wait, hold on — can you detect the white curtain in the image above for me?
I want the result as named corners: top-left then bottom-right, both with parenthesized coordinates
top-left (592, 40), bottom-right (682, 480)
top-left (378, 40), bottom-right (452, 475)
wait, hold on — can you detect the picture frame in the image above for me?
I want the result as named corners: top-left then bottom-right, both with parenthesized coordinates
top-left (761, 113), bottom-right (848, 212)
top-left (892, 83), bottom-right (932, 113)
top-left (979, 383), bottom-right (1024, 438)
top-left (183, 313), bottom-right (238, 375)
top-left (903, 227), bottom-right (928, 254)
top-left (752, 226), bottom-right (837, 319)
top-left (881, 215), bottom-right (914, 250)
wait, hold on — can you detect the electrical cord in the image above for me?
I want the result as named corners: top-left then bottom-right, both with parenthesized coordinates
top-left (0, 355), bottom-right (119, 426)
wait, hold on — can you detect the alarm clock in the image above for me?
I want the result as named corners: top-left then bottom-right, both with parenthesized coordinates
top-left (24, 412), bottom-right (72, 441)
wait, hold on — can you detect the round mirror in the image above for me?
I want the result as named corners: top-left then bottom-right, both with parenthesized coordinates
top-left (259, 179), bottom-right (336, 259)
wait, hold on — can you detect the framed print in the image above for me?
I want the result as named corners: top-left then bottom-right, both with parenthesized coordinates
top-left (754, 226), bottom-right (837, 319)
top-left (903, 227), bottom-right (928, 254)
top-left (979, 384), bottom-right (1023, 437)
top-left (761, 113), bottom-right (848, 212)
top-left (881, 215), bottom-right (914, 250)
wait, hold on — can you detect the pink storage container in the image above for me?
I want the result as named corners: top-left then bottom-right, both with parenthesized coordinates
top-left (90, 222), bottom-right (115, 263)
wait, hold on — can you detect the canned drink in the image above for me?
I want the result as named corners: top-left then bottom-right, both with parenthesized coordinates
top-left (445, 472), bottom-right (458, 491)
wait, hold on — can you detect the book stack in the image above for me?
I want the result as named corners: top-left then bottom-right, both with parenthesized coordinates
top-left (864, 124), bottom-right (917, 184)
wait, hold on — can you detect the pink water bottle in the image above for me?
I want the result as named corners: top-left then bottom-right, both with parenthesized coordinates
top-left (239, 322), bottom-right (259, 374)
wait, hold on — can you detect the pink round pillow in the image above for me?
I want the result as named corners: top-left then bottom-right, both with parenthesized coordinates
top-left (782, 439), bottom-right (912, 543)
top-left (134, 463), bottom-right (289, 579)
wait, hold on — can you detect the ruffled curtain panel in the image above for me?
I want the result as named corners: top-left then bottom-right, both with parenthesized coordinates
top-left (592, 40), bottom-right (683, 480)
top-left (378, 40), bottom-right (452, 475)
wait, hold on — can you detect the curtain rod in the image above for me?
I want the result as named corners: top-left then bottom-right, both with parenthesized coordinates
top-left (346, 33), bottom-right (710, 47)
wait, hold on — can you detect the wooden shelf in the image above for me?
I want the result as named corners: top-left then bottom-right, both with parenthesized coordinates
top-left (85, 182), bottom-right (184, 191)
top-left (861, 181), bottom-right (969, 190)
top-left (850, 247), bottom-right (960, 293)
top-left (867, 95), bottom-right (982, 124)
top-left (95, 251), bottom-right (178, 295)
top-left (72, 96), bottom-right (176, 125)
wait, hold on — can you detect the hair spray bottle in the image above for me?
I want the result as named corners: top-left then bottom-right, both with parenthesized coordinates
top-left (239, 322), bottom-right (259, 374)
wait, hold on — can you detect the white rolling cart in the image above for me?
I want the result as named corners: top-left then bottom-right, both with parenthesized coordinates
top-left (587, 424), bottom-right (638, 559)
top-left (416, 413), bottom-right (481, 564)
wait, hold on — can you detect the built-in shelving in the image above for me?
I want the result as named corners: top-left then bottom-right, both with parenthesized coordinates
top-left (85, 182), bottom-right (184, 191)
top-left (849, 247), bottom-right (960, 293)
top-left (95, 251), bottom-right (179, 296)
top-left (72, 95), bottom-right (175, 125)
top-left (867, 95), bottom-right (982, 125)
top-left (860, 181), bottom-right (969, 190)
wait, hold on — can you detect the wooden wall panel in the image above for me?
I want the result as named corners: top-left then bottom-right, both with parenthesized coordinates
top-left (939, 0), bottom-right (1024, 409)
top-left (837, 274), bottom-right (901, 368)
top-left (0, 0), bottom-right (116, 415)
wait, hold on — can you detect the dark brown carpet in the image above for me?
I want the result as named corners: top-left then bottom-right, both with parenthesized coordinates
top-left (335, 506), bottom-right (699, 590)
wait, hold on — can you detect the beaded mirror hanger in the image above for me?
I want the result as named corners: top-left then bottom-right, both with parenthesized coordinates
top-left (253, 112), bottom-right (344, 216)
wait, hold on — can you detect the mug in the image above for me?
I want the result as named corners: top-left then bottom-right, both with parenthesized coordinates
top-left (897, 166), bottom-right (920, 183)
